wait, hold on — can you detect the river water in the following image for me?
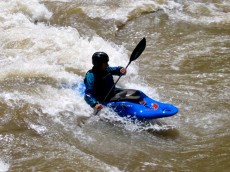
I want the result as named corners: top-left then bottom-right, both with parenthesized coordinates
top-left (0, 0), bottom-right (230, 171)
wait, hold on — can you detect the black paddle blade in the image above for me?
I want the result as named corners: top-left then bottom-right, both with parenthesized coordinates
top-left (130, 37), bottom-right (146, 62)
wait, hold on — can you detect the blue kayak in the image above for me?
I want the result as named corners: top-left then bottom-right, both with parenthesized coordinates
top-left (75, 83), bottom-right (178, 120)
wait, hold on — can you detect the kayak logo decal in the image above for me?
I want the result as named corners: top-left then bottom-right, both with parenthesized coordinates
top-left (152, 103), bottom-right (159, 110)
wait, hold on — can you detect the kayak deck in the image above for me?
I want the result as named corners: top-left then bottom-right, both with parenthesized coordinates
top-left (104, 90), bottom-right (178, 120)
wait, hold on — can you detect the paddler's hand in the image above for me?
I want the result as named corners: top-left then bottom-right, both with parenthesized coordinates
top-left (120, 67), bottom-right (126, 75)
top-left (94, 103), bottom-right (103, 111)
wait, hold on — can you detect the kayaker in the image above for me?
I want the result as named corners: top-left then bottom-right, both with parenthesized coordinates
top-left (84, 52), bottom-right (126, 111)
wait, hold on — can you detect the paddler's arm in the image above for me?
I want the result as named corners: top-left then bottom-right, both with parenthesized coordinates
top-left (107, 66), bottom-right (126, 76)
top-left (84, 72), bottom-right (103, 110)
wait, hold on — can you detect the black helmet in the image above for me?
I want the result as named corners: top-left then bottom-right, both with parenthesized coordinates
top-left (92, 52), bottom-right (109, 66)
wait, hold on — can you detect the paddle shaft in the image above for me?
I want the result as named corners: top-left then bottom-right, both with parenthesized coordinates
top-left (94, 61), bottom-right (130, 115)
top-left (102, 61), bottom-right (131, 102)
top-left (94, 38), bottom-right (146, 115)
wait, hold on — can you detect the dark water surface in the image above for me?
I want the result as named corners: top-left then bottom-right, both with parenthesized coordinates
top-left (0, 0), bottom-right (230, 171)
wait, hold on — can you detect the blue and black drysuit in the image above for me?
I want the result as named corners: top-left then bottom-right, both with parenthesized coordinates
top-left (84, 66), bottom-right (124, 108)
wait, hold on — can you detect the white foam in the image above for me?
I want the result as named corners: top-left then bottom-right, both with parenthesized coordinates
top-left (0, 0), bottom-right (158, 132)
top-left (1, 0), bottom-right (52, 22)
top-left (81, 1), bottom-right (160, 24)
top-left (29, 123), bottom-right (48, 134)
top-left (163, 1), bottom-right (230, 26)
top-left (0, 160), bottom-right (10, 172)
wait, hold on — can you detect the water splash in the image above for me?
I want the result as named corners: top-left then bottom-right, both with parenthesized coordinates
top-left (0, 160), bottom-right (10, 172)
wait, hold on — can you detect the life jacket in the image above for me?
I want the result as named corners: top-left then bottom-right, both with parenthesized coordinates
top-left (89, 67), bottom-right (115, 102)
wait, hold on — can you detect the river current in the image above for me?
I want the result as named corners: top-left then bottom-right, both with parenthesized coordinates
top-left (0, 0), bottom-right (230, 171)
